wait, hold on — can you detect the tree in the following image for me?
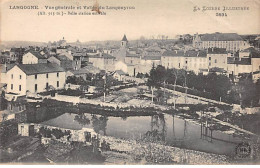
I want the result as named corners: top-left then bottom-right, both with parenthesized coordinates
top-left (236, 74), bottom-right (257, 108)
top-left (95, 74), bottom-right (116, 102)
top-left (91, 115), bottom-right (108, 135)
top-left (147, 64), bottom-right (160, 102)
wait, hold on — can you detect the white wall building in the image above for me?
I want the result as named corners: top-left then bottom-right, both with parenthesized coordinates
top-left (6, 63), bottom-right (66, 95)
top-left (207, 48), bottom-right (228, 71)
top-left (193, 33), bottom-right (250, 52)
top-left (22, 51), bottom-right (48, 64)
top-left (161, 50), bottom-right (208, 74)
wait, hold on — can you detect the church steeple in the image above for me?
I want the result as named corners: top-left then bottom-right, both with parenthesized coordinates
top-left (121, 34), bottom-right (128, 48)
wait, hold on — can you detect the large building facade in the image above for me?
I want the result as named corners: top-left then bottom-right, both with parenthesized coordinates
top-left (193, 33), bottom-right (250, 52)
top-left (161, 50), bottom-right (208, 74)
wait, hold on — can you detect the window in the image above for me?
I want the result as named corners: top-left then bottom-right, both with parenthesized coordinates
top-left (57, 81), bottom-right (59, 87)
top-left (46, 73), bottom-right (48, 78)
top-left (35, 74), bottom-right (37, 79)
top-left (57, 73), bottom-right (59, 77)
top-left (11, 74), bottom-right (13, 79)
top-left (209, 57), bottom-right (211, 60)
top-left (215, 59), bottom-right (217, 63)
top-left (20, 75), bottom-right (22, 79)
top-left (11, 84), bottom-right (13, 90)
top-left (19, 85), bottom-right (21, 91)
top-left (35, 84), bottom-right (37, 92)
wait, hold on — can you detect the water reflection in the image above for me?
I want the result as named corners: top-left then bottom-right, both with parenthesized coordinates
top-left (74, 113), bottom-right (90, 126)
top-left (42, 112), bottom-right (242, 155)
top-left (143, 114), bottom-right (166, 142)
top-left (91, 115), bottom-right (108, 135)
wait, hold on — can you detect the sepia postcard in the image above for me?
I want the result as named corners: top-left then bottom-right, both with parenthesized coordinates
top-left (0, 0), bottom-right (260, 165)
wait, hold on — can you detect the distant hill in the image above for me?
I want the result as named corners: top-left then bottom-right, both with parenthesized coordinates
top-left (0, 41), bottom-right (47, 49)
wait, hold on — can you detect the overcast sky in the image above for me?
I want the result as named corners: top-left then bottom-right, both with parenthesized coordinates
top-left (1, 0), bottom-right (259, 42)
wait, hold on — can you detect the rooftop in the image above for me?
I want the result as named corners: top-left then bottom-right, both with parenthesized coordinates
top-left (16, 63), bottom-right (65, 75)
top-left (200, 33), bottom-right (244, 41)
top-left (228, 58), bottom-right (251, 65)
top-left (207, 48), bottom-right (227, 54)
top-left (122, 34), bottom-right (128, 42)
top-left (0, 63), bottom-right (15, 73)
top-left (162, 50), bottom-right (185, 57)
top-left (143, 56), bottom-right (161, 60)
top-left (26, 51), bottom-right (46, 59)
top-left (114, 70), bottom-right (127, 75)
top-left (162, 50), bottom-right (206, 57)
top-left (89, 53), bottom-right (115, 59)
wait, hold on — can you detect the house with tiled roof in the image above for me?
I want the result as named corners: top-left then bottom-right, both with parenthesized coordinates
top-left (193, 32), bottom-right (251, 51)
top-left (5, 63), bottom-right (66, 95)
top-left (22, 51), bottom-right (47, 64)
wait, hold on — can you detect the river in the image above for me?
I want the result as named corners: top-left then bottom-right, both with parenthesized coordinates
top-left (41, 112), bottom-right (243, 156)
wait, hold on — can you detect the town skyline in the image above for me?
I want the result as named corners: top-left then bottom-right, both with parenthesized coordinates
top-left (1, 0), bottom-right (260, 42)
top-left (1, 32), bottom-right (260, 44)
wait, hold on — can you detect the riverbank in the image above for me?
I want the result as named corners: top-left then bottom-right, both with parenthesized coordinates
top-left (37, 96), bottom-right (257, 142)
top-left (100, 135), bottom-right (230, 164)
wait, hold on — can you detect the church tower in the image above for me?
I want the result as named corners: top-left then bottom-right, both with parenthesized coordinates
top-left (121, 34), bottom-right (128, 48)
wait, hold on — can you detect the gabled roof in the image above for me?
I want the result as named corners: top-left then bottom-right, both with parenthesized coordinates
top-left (200, 33), bottom-right (243, 41)
top-left (122, 34), bottom-right (128, 42)
top-left (15, 63), bottom-right (65, 75)
top-left (26, 51), bottom-right (46, 59)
